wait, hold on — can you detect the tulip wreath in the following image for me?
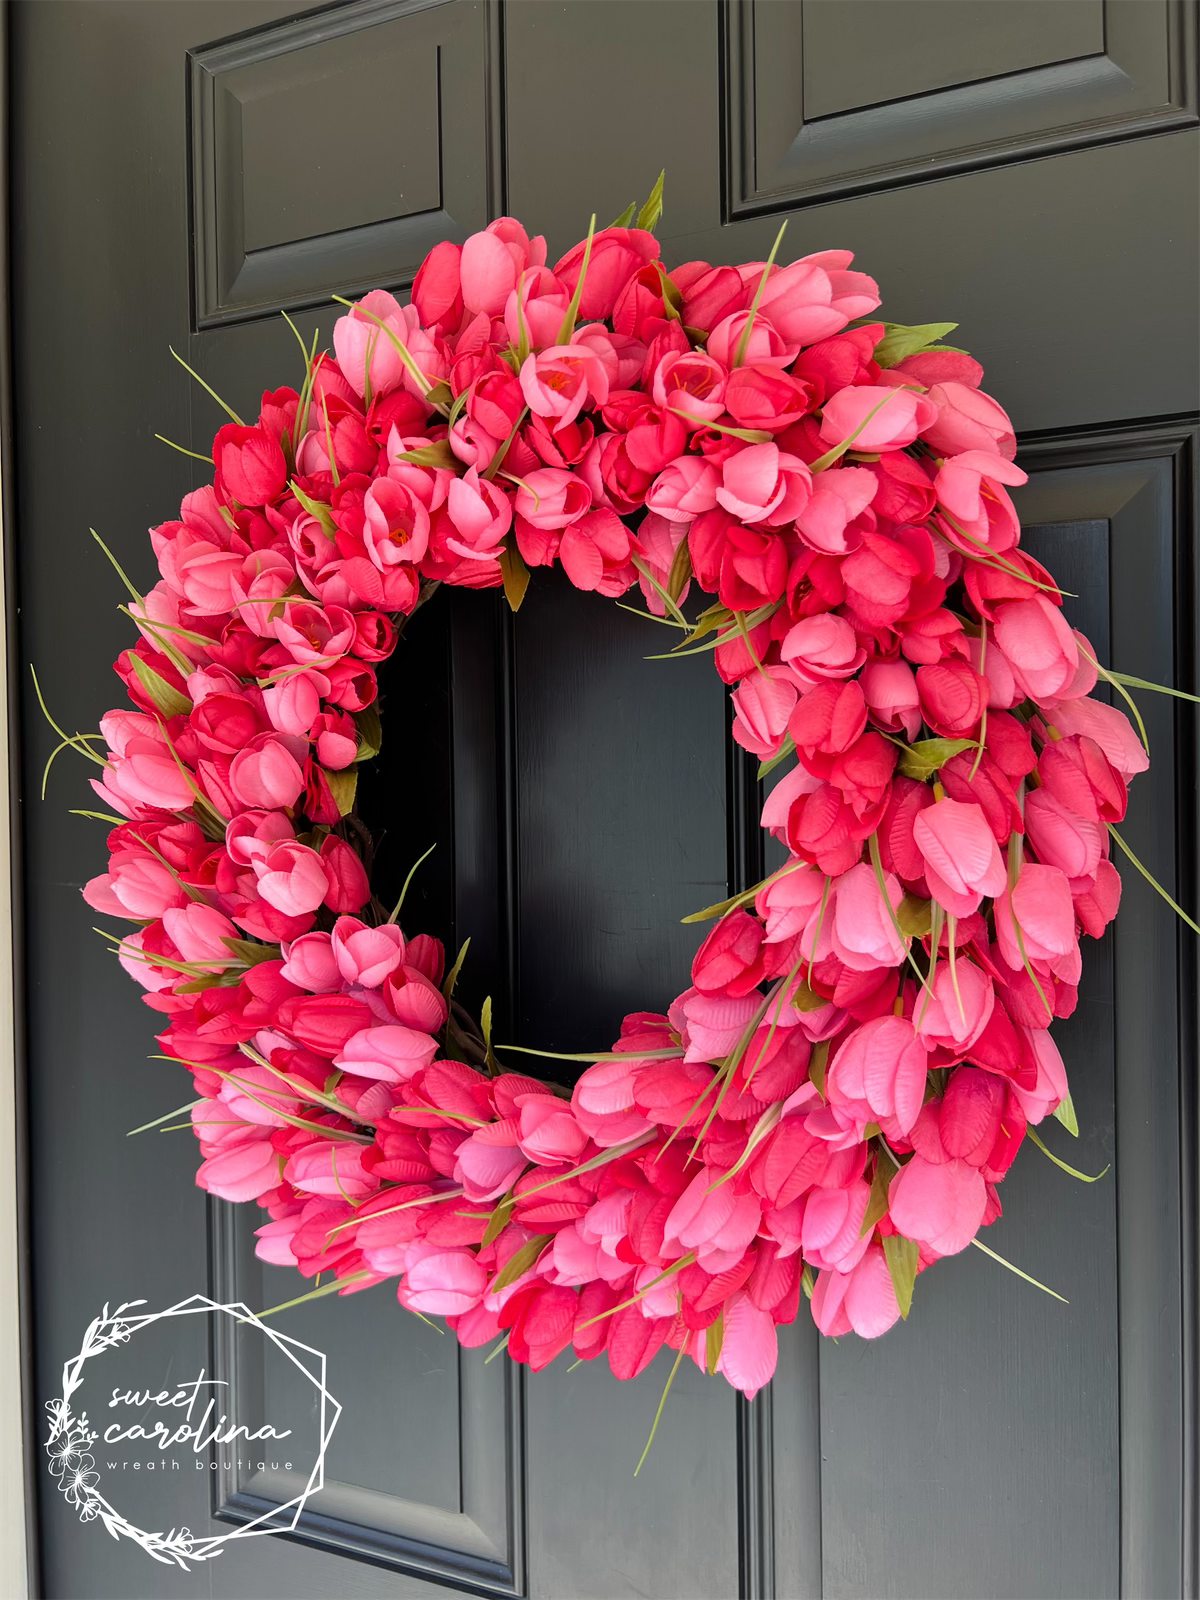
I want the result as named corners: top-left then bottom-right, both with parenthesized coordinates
top-left (64, 176), bottom-right (1165, 1422)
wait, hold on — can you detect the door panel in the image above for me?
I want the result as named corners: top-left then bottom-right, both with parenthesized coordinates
top-left (12, 3), bottom-right (1197, 1598)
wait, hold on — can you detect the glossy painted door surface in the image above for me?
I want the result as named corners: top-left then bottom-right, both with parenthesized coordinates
top-left (13, 3), bottom-right (1198, 1597)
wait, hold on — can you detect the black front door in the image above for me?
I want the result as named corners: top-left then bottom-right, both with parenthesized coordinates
top-left (14, 3), bottom-right (1198, 1596)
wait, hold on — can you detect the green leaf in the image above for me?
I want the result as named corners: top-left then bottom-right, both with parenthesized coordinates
top-left (325, 765), bottom-right (358, 817)
top-left (800, 1263), bottom-right (815, 1301)
top-left (970, 1236), bottom-right (1068, 1303)
top-left (222, 937), bottom-right (281, 967)
top-left (609, 200), bottom-right (637, 230)
top-left (500, 542), bottom-right (532, 613)
top-left (883, 1234), bottom-right (919, 1319)
top-left (666, 536), bottom-right (692, 604)
top-left (388, 842), bottom-right (436, 924)
top-left (705, 1308), bottom-right (725, 1375)
top-left (481, 995), bottom-right (499, 1076)
top-left (792, 979), bottom-right (828, 1013)
top-left (353, 704), bottom-right (383, 763)
top-left (442, 937), bottom-right (471, 1001)
top-left (680, 885), bottom-right (760, 925)
top-left (289, 480), bottom-right (336, 537)
top-left (1108, 824), bottom-right (1200, 936)
top-left (1026, 1126), bottom-right (1108, 1183)
top-left (556, 214), bottom-right (597, 345)
top-left (758, 735), bottom-right (796, 781)
top-left (392, 439), bottom-right (458, 470)
top-left (734, 219), bottom-right (788, 368)
top-left (873, 321), bottom-right (960, 369)
top-left (897, 737), bottom-right (975, 781)
top-left (490, 1233), bottom-right (553, 1293)
top-left (860, 1154), bottom-right (892, 1238)
top-left (481, 1189), bottom-right (516, 1247)
top-left (1052, 1090), bottom-right (1079, 1137)
top-left (129, 654), bottom-right (191, 719)
top-left (635, 170), bottom-right (666, 234)
top-left (808, 1039), bottom-right (829, 1100)
top-left (897, 894), bottom-right (933, 938)
top-left (634, 1344), bottom-right (687, 1476)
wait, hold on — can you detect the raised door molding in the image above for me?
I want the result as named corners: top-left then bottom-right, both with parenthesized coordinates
top-left (189, 0), bottom-right (504, 327)
top-left (723, 0), bottom-right (1198, 217)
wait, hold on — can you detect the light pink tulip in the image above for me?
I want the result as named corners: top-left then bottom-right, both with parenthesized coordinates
top-left (731, 667), bottom-right (799, 758)
top-left (811, 1245), bottom-right (901, 1339)
top-left (993, 862), bottom-right (1077, 978)
top-left (827, 1014), bottom-right (928, 1136)
top-left (280, 932), bottom-right (341, 992)
top-left (781, 614), bottom-right (865, 686)
top-left (331, 917), bottom-right (405, 987)
top-left (1024, 789), bottom-right (1103, 881)
top-left (715, 443), bottom-right (811, 527)
top-left (860, 658), bottom-right (922, 740)
top-left (993, 595), bottom-right (1079, 703)
top-left (253, 841), bottom-right (329, 917)
top-left (454, 1120), bottom-right (526, 1201)
top-left (831, 862), bottom-right (906, 972)
top-left (334, 1024), bottom-right (438, 1082)
top-left (888, 1152), bottom-right (986, 1256)
top-left (912, 959), bottom-right (995, 1051)
top-left (229, 735), bottom-right (306, 811)
top-left (1041, 698), bottom-right (1149, 777)
top-left (515, 1093), bottom-right (588, 1166)
top-left (801, 1179), bottom-right (871, 1273)
top-left (819, 386), bottom-right (937, 453)
top-left (196, 1136), bottom-right (278, 1202)
top-left (286, 1142), bottom-right (376, 1198)
top-left (913, 798), bottom-right (1007, 917)
top-left (646, 456), bottom-right (721, 522)
top-left (794, 466), bottom-right (876, 554)
top-left (715, 1292), bottom-right (778, 1399)
top-left (402, 1244), bottom-right (489, 1316)
top-left (1010, 1025), bottom-right (1069, 1124)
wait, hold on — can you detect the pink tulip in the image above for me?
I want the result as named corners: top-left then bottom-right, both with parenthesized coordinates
top-left (401, 1245), bottom-right (489, 1316)
top-left (319, 836), bottom-right (371, 913)
top-left (934, 450), bottom-right (1027, 527)
top-left (280, 932), bottom-right (341, 992)
top-left (461, 222), bottom-right (544, 317)
top-left (756, 861), bottom-right (828, 946)
top-left (515, 1093), bottom-right (588, 1166)
top-left (196, 1136), bottom-right (279, 1203)
top-left (715, 1292), bottom-right (778, 1399)
top-left (794, 465), bottom-right (876, 554)
top-left (334, 1025), bottom-right (438, 1083)
top-left (286, 1142), bottom-right (376, 1198)
top-left (715, 443), bottom-right (811, 527)
top-left (677, 988), bottom-right (763, 1064)
top-left (520, 344), bottom-right (610, 430)
top-left (912, 958), bottom-right (995, 1051)
top-left (830, 863), bottom-right (905, 973)
top-left (781, 614), bottom-right (865, 686)
top-left (229, 735), bottom-right (306, 811)
top-left (819, 385), bottom-right (936, 453)
top-left (571, 1059), bottom-right (653, 1147)
top-left (827, 1014), bottom-right (928, 1135)
top-left (445, 467), bottom-right (512, 561)
top-left (913, 798), bottom-right (1006, 916)
top-left (1024, 789), bottom-right (1103, 880)
top-left (650, 350), bottom-right (727, 424)
top-left (860, 659), bottom-right (922, 740)
top-left (1041, 698), bottom-right (1149, 777)
top-left (454, 1120), bottom-right (526, 1201)
top-left (993, 595), bottom-right (1079, 703)
top-left (513, 467), bottom-right (592, 530)
top-left (253, 841), bottom-right (329, 917)
top-left (663, 1167), bottom-right (762, 1273)
top-left (922, 383), bottom-right (1017, 459)
top-left (888, 1152), bottom-right (986, 1257)
top-left (731, 667), bottom-right (799, 759)
top-left (1009, 1025), bottom-right (1069, 1124)
top-left (645, 456), bottom-right (721, 522)
top-left (331, 917), bottom-right (405, 987)
top-left (993, 862), bottom-right (1078, 979)
top-left (162, 903), bottom-right (238, 967)
top-left (811, 1245), bottom-right (901, 1338)
top-left (333, 290), bottom-right (415, 398)
top-left (801, 1180), bottom-right (871, 1273)
top-left (363, 478), bottom-right (431, 569)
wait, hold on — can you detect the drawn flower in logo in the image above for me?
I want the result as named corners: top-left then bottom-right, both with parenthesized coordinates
top-left (47, 1428), bottom-right (91, 1480)
top-left (61, 1459), bottom-right (99, 1508)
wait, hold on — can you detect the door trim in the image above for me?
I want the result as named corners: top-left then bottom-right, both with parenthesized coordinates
top-left (0, 1), bottom-right (33, 1593)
